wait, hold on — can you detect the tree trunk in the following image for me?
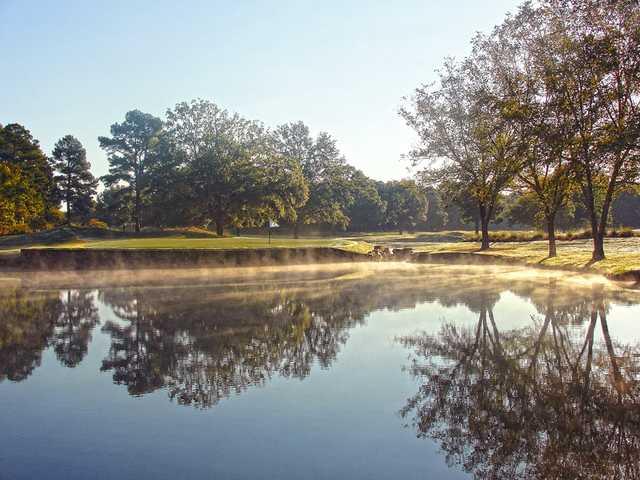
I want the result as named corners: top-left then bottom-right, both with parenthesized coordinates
top-left (592, 194), bottom-right (613, 262)
top-left (66, 172), bottom-right (72, 225)
top-left (592, 233), bottom-right (605, 261)
top-left (66, 197), bottom-right (71, 225)
top-left (546, 214), bottom-right (557, 258)
top-left (134, 186), bottom-right (141, 233)
top-left (293, 222), bottom-right (299, 239)
top-left (474, 216), bottom-right (479, 235)
top-left (480, 218), bottom-right (490, 250)
top-left (583, 181), bottom-right (605, 261)
top-left (479, 204), bottom-right (490, 250)
top-left (215, 216), bottom-right (224, 236)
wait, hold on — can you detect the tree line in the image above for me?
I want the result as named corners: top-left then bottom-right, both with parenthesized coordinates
top-left (3, 0), bottom-right (640, 250)
top-left (1, 103), bottom-right (428, 236)
top-left (401, 0), bottom-right (640, 260)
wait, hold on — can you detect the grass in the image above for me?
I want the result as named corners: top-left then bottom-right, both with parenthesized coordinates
top-left (96, 236), bottom-right (375, 254)
top-left (412, 237), bottom-right (640, 276)
top-left (13, 235), bottom-right (373, 255)
top-left (462, 227), bottom-right (640, 243)
top-left (0, 226), bottom-right (373, 254)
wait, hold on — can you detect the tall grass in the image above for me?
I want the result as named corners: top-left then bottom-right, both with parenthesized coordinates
top-left (463, 227), bottom-right (639, 243)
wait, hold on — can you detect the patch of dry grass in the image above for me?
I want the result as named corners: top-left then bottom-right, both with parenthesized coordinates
top-left (413, 237), bottom-right (640, 276)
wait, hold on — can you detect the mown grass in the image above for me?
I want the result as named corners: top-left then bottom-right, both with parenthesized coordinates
top-left (0, 227), bottom-right (373, 254)
top-left (27, 235), bottom-right (374, 254)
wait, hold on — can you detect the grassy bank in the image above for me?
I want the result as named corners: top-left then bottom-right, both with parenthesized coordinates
top-left (412, 237), bottom-right (640, 277)
top-left (2, 227), bottom-right (640, 278)
top-left (0, 227), bottom-right (373, 255)
top-left (78, 236), bottom-right (373, 254)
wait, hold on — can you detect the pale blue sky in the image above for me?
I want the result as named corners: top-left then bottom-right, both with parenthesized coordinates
top-left (1, 0), bottom-right (521, 180)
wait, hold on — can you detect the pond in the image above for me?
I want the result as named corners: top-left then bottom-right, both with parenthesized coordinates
top-left (1, 263), bottom-right (640, 479)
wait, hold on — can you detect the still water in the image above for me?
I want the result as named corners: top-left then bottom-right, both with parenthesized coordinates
top-left (1, 264), bottom-right (640, 479)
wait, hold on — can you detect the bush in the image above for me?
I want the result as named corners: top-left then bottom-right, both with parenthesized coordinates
top-left (8, 223), bottom-right (32, 235)
top-left (462, 227), bottom-right (639, 243)
top-left (608, 227), bottom-right (636, 238)
top-left (86, 218), bottom-right (108, 230)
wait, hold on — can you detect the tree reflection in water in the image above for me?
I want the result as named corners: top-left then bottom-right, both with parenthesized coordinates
top-left (400, 283), bottom-right (640, 479)
top-left (3, 258), bottom-right (640, 475)
top-left (0, 288), bottom-right (99, 381)
top-left (98, 283), bottom-right (373, 408)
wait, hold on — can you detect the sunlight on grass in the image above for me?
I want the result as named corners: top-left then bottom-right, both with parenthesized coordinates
top-left (413, 237), bottom-right (640, 276)
top-left (57, 235), bottom-right (375, 253)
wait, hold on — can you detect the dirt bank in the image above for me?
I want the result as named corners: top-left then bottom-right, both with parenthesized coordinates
top-left (16, 247), bottom-right (371, 270)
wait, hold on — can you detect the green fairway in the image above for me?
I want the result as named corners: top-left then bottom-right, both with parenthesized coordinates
top-left (49, 235), bottom-right (374, 254)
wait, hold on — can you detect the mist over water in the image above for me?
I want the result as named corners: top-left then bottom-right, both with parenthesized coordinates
top-left (1, 263), bottom-right (639, 479)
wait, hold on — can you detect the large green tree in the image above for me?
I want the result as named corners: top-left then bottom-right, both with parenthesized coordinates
top-left (94, 185), bottom-right (133, 228)
top-left (165, 99), bottom-right (307, 234)
top-left (51, 135), bottom-right (97, 225)
top-left (0, 162), bottom-right (42, 234)
top-left (0, 123), bottom-right (59, 233)
top-left (344, 167), bottom-right (386, 231)
top-left (377, 179), bottom-right (427, 234)
top-left (273, 121), bottom-right (352, 237)
top-left (99, 110), bottom-right (163, 232)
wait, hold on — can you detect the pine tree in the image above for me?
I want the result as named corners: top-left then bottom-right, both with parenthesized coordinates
top-left (52, 135), bottom-right (97, 224)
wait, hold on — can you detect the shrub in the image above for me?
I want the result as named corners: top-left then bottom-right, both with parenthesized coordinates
top-left (608, 227), bottom-right (636, 238)
top-left (86, 218), bottom-right (108, 230)
top-left (9, 223), bottom-right (32, 235)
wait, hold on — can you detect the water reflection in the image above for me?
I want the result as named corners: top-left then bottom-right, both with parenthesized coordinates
top-left (2, 265), bottom-right (640, 477)
top-left (98, 284), bottom-right (368, 407)
top-left (0, 288), bottom-right (98, 381)
top-left (400, 285), bottom-right (640, 479)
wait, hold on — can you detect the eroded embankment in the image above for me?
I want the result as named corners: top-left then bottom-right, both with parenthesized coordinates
top-left (16, 247), bottom-right (371, 270)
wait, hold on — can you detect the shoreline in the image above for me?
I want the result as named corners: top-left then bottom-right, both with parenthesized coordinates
top-left (1, 246), bottom-right (639, 286)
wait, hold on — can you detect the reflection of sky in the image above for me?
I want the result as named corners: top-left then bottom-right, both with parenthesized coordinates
top-left (600, 302), bottom-right (640, 344)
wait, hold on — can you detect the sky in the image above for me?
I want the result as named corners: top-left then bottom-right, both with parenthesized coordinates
top-left (1, 0), bottom-right (522, 181)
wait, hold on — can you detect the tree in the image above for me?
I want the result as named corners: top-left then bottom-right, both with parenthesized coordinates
top-left (51, 135), bottom-right (97, 224)
top-left (401, 54), bottom-right (522, 249)
top-left (94, 185), bottom-right (133, 228)
top-left (377, 180), bottom-right (427, 234)
top-left (143, 135), bottom-right (196, 228)
top-left (99, 110), bottom-right (163, 232)
top-left (0, 123), bottom-right (59, 232)
top-left (343, 168), bottom-right (386, 231)
top-left (542, 0), bottom-right (640, 260)
top-left (422, 186), bottom-right (447, 231)
top-left (612, 189), bottom-right (640, 228)
top-left (486, 4), bottom-right (576, 257)
top-left (273, 121), bottom-right (353, 237)
top-left (0, 162), bottom-right (43, 234)
top-left (165, 99), bottom-right (307, 235)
